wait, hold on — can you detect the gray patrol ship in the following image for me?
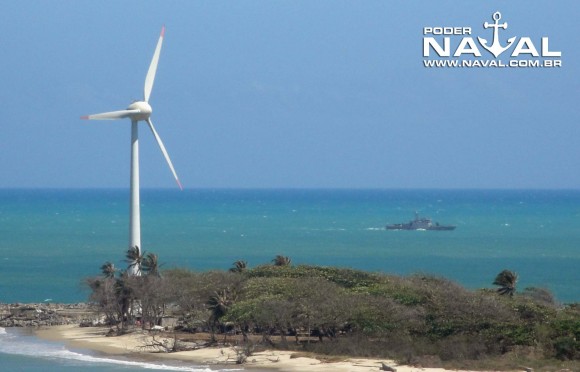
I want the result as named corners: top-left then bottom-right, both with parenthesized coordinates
top-left (386, 212), bottom-right (456, 231)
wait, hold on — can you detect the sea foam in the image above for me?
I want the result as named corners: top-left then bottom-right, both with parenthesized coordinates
top-left (0, 328), bottom-right (233, 371)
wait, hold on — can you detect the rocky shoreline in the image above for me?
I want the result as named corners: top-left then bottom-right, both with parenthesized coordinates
top-left (0, 303), bottom-right (95, 328)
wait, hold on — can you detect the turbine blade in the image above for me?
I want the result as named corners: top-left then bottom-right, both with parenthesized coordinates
top-left (144, 26), bottom-right (165, 103)
top-left (146, 118), bottom-right (183, 190)
top-left (81, 109), bottom-right (140, 120)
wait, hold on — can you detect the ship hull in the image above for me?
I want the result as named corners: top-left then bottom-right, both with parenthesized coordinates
top-left (386, 225), bottom-right (456, 231)
top-left (386, 213), bottom-right (456, 231)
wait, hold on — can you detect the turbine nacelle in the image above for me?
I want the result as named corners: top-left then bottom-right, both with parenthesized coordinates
top-left (81, 25), bottom-right (182, 191)
top-left (81, 26), bottom-right (182, 275)
top-left (127, 101), bottom-right (152, 122)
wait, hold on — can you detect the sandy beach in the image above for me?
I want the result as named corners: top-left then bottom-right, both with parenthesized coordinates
top-left (34, 325), bottom-right (478, 372)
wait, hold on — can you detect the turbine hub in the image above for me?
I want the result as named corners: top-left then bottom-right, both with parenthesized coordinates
top-left (127, 101), bottom-right (152, 121)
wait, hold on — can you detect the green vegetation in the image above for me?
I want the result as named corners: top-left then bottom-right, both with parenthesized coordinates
top-left (86, 256), bottom-right (580, 370)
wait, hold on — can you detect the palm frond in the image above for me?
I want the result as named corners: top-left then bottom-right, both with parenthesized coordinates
top-left (272, 255), bottom-right (291, 267)
top-left (493, 269), bottom-right (518, 296)
top-left (100, 261), bottom-right (117, 278)
top-left (142, 252), bottom-right (162, 277)
top-left (229, 260), bottom-right (248, 273)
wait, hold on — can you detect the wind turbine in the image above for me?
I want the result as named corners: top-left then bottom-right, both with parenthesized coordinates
top-left (82, 26), bottom-right (182, 275)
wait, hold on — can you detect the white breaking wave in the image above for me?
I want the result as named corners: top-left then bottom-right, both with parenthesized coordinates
top-left (0, 328), bottom-right (235, 371)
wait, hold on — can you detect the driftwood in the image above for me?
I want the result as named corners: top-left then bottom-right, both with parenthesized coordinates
top-left (137, 331), bottom-right (199, 353)
top-left (137, 333), bottom-right (175, 353)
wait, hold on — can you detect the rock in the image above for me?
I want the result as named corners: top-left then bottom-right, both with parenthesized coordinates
top-left (380, 362), bottom-right (396, 371)
top-left (0, 303), bottom-right (95, 327)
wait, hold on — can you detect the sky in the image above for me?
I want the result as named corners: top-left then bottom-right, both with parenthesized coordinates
top-left (0, 1), bottom-right (578, 189)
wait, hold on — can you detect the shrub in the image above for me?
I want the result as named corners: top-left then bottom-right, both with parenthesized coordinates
top-left (553, 336), bottom-right (579, 360)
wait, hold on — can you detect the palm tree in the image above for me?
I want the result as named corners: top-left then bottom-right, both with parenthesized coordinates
top-left (125, 246), bottom-right (144, 276)
top-left (114, 273), bottom-right (136, 330)
top-left (272, 255), bottom-right (291, 267)
top-left (207, 288), bottom-right (236, 342)
top-left (207, 289), bottom-right (232, 321)
top-left (100, 261), bottom-right (117, 279)
top-left (229, 260), bottom-right (248, 273)
top-left (493, 269), bottom-right (518, 296)
top-left (142, 252), bottom-right (161, 277)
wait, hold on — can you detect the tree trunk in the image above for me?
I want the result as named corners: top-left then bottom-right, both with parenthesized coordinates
top-left (261, 332), bottom-right (275, 347)
top-left (279, 326), bottom-right (288, 348)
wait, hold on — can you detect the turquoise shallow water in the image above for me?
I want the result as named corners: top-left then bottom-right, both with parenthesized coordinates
top-left (0, 188), bottom-right (579, 370)
top-left (1, 188), bottom-right (578, 304)
top-left (0, 327), bottom-right (237, 371)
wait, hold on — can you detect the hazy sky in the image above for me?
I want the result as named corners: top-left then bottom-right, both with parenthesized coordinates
top-left (0, 1), bottom-right (578, 189)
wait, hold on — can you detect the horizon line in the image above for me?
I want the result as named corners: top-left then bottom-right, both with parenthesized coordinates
top-left (1, 186), bottom-right (579, 192)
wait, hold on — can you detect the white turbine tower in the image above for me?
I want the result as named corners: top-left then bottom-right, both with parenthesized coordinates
top-left (82, 26), bottom-right (182, 275)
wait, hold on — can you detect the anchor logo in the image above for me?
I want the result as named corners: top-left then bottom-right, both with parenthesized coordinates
top-left (477, 11), bottom-right (516, 57)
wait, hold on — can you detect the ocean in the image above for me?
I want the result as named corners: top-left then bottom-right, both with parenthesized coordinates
top-left (0, 327), bottom-right (231, 371)
top-left (0, 188), bottom-right (579, 370)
